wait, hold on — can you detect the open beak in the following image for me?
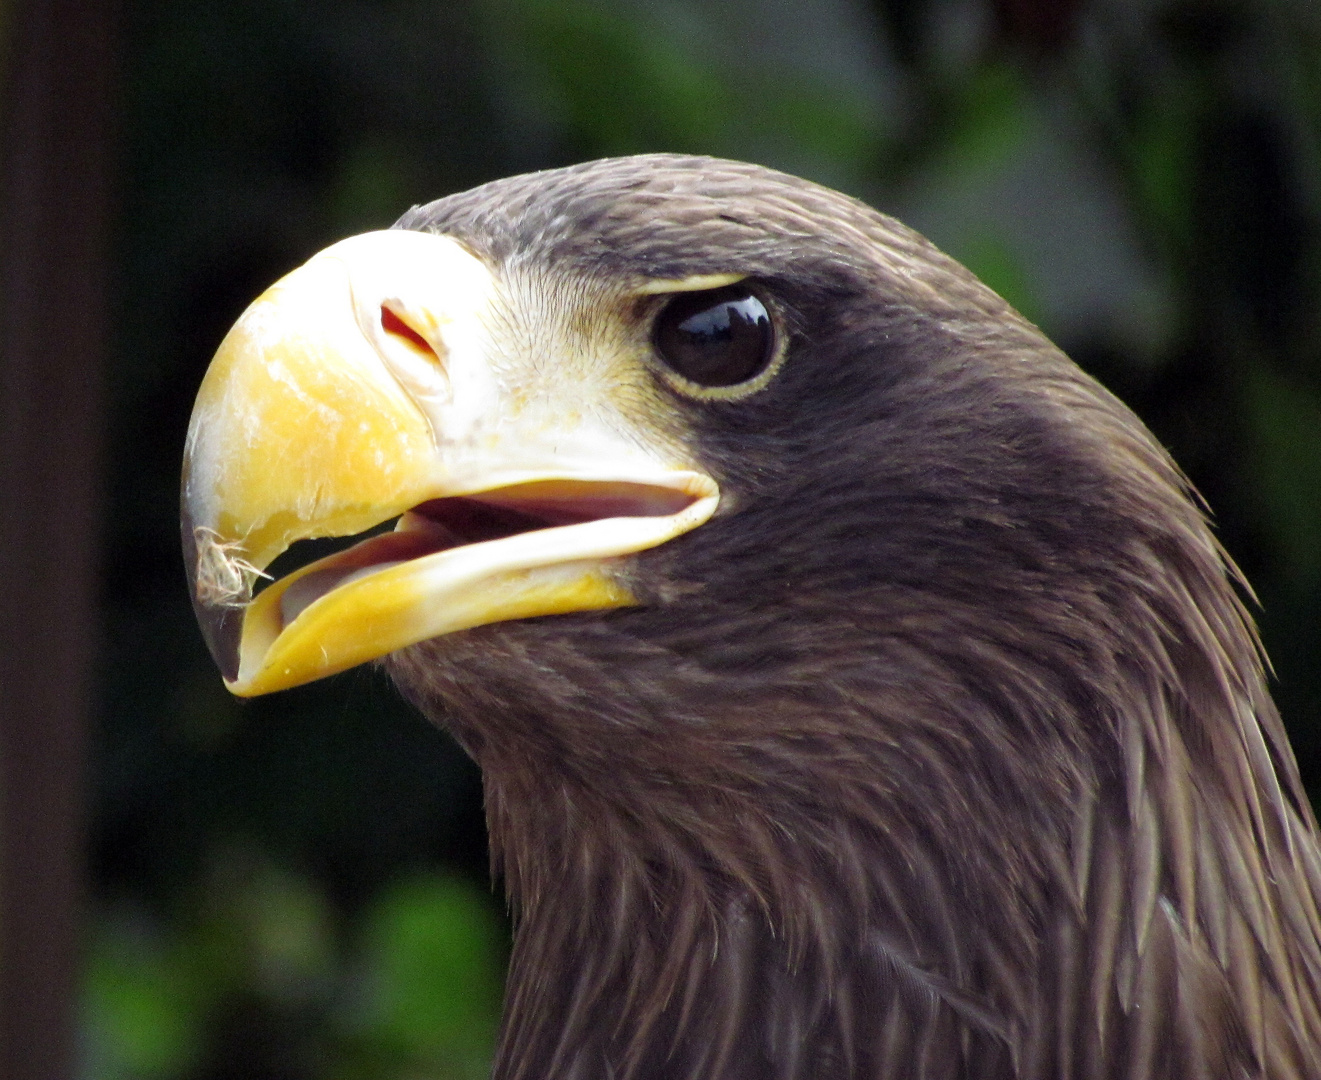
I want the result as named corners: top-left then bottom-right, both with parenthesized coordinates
top-left (182, 230), bottom-right (719, 696)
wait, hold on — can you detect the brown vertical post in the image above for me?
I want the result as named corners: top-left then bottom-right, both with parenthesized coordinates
top-left (0, 0), bottom-right (117, 1077)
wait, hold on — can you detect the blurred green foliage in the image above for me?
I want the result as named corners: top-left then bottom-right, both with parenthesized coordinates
top-left (86, 853), bottom-right (503, 1079)
top-left (96, 0), bottom-right (1321, 1076)
top-left (484, 0), bottom-right (884, 182)
top-left (345, 875), bottom-right (503, 1075)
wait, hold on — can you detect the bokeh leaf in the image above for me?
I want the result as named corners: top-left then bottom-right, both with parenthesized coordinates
top-left (342, 874), bottom-right (504, 1077)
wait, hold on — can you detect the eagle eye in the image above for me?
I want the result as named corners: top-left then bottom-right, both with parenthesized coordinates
top-left (653, 286), bottom-right (774, 389)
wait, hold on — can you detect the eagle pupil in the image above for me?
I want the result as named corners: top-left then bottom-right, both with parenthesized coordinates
top-left (654, 286), bottom-right (773, 387)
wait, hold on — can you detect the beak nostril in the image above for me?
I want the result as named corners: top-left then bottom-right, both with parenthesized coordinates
top-left (380, 303), bottom-right (438, 360)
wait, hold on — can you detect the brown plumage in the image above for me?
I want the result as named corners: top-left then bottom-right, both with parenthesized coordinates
top-left (378, 158), bottom-right (1321, 1079)
top-left (198, 154), bottom-right (1321, 1078)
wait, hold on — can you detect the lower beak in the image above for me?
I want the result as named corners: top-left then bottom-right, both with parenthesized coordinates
top-left (182, 230), bottom-right (718, 696)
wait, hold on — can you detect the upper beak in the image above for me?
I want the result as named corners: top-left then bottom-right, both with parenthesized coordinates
top-left (182, 230), bottom-right (718, 696)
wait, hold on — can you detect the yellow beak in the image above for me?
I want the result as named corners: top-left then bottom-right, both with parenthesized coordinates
top-left (182, 230), bottom-right (718, 696)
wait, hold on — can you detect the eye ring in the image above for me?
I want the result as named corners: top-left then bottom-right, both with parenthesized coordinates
top-left (650, 284), bottom-right (784, 398)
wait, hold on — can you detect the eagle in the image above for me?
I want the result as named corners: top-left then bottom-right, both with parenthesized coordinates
top-left (182, 155), bottom-right (1321, 1079)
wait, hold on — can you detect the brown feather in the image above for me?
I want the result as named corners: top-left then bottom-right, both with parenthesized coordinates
top-left (383, 155), bottom-right (1321, 1078)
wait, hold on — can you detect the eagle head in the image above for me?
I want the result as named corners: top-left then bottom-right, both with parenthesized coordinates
top-left (183, 156), bottom-right (1321, 1079)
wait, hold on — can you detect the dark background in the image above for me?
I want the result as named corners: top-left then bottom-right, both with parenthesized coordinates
top-left (4, 0), bottom-right (1321, 1077)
